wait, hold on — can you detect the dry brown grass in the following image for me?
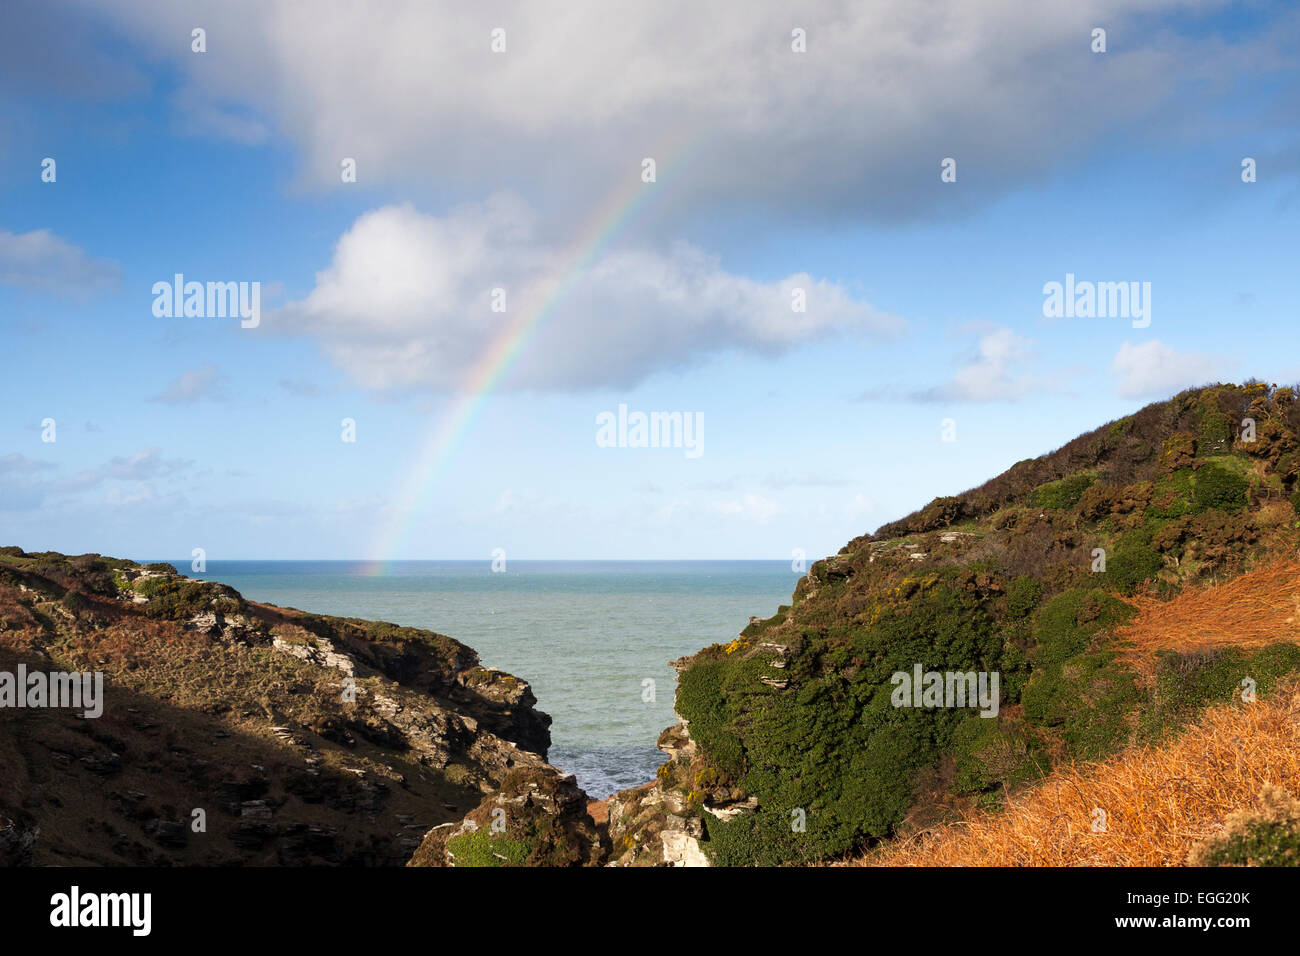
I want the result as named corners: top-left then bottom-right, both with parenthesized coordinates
top-left (855, 678), bottom-right (1300, 866)
top-left (1115, 555), bottom-right (1300, 681)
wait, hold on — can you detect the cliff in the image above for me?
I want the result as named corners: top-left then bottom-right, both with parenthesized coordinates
top-left (0, 548), bottom-right (598, 865)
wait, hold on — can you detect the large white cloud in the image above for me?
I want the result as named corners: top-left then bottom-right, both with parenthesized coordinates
top-left (272, 197), bottom-right (901, 390)
top-left (78, 0), bottom-right (1273, 224)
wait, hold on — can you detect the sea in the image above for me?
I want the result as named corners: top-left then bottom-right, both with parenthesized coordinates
top-left (176, 560), bottom-right (797, 799)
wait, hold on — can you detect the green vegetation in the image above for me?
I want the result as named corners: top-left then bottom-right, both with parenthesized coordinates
top-left (1194, 817), bottom-right (1300, 866)
top-left (1197, 409), bottom-right (1232, 457)
top-left (132, 575), bottom-right (244, 621)
top-left (445, 829), bottom-right (531, 867)
top-left (1107, 530), bottom-right (1164, 596)
top-left (669, 383), bottom-right (1300, 865)
top-left (681, 577), bottom-right (1023, 864)
top-left (951, 717), bottom-right (1046, 794)
top-left (1019, 589), bottom-right (1143, 757)
top-left (1146, 643), bottom-right (1300, 735)
top-left (1005, 575), bottom-right (1043, 619)
top-left (1192, 462), bottom-right (1249, 513)
top-left (1032, 474), bottom-right (1094, 510)
top-left (1189, 785), bottom-right (1300, 867)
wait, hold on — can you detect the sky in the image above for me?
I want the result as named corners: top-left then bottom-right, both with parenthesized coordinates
top-left (1, 0), bottom-right (1297, 561)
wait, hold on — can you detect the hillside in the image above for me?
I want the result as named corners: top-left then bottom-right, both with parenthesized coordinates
top-left (608, 382), bottom-right (1300, 865)
top-left (862, 671), bottom-right (1300, 866)
top-left (0, 549), bottom-right (601, 866)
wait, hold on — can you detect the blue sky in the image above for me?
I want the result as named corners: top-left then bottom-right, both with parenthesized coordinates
top-left (1, 0), bottom-right (1297, 560)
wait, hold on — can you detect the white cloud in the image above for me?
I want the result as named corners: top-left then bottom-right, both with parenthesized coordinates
top-left (1111, 340), bottom-right (1229, 399)
top-left (0, 227), bottom-right (120, 297)
top-left (0, 448), bottom-right (193, 511)
top-left (278, 377), bottom-right (322, 398)
top-left (57, 448), bottom-right (192, 491)
top-left (928, 327), bottom-right (1041, 402)
top-left (861, 326), bottom-right (1046, 403)
top-left (763, 473), bottom-right (852, 489)
top-left (273, 198), bottom-right (900, 391)
top-left (91, 0), bottom-right (1272, 224)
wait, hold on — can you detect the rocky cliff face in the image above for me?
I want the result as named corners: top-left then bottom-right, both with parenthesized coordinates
top-left (0, 548), bottom-right (592, 866)
top-left (409, 764), bottom-right (606, 867)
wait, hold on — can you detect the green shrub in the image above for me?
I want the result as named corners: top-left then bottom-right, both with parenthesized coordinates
top-left (1028, 588), bottom-right (1136, 668)
top-left (1188, 785), bottom-right (1300, 867)
top-left (1145, 468), bottom-right (1194, 519)
top-left (950, 717), bottom-right (1046, 794)
top-left (1192, 463), bottom-right (1248, 514)
top-left (133, 576), bottom-right (242, 621)
top-left (1021, 651), bottom-right (1143, 758)
top-left (1032, 474), bottom-right (1095, 510)
top-left (675, 659), bottom-right (745, 780)
top-left (1107, 532), bottom-right (1163, 595)
top-left (1021, 589), bottom-right (1142, 759)
top-left (682, 582), bottom-right (1019, 864)
top-left (1146, 643), bottom-right (1300, 736)
top-left (1198, 410), bottom-right (1232, 456)
top-left (1194, 817), bottom-right (1300, 867)
top-left (60, 589), bottom-right (89, 614)
top-left (1005, 575), bottom-right (1044, 619)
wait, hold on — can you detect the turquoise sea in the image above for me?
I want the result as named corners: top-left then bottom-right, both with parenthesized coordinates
top-left (182, 560), bottom-right (798, 798)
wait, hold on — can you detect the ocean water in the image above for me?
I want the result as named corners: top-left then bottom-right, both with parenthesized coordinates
top-left (180, 560), bottom-right (797, 799)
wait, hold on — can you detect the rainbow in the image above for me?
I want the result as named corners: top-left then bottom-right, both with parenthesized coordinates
top-left (362, 142), bottom-right (692, 573)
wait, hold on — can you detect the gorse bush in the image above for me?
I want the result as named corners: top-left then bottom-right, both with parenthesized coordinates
top-left (950, 716), bottom-right (1045, 795)
top-left (1032, 474), bottom-right (1095, 510)
top-left (1148, 643), bottom-right (1300, 734)
top-left (1145, 468), bottom-right (1195, 519)
top-left (1005, 575), bottom-right (1044, 619)
top-left (1106, 532), bottom-right (1163, 596)
top-left (1192, 462), bottom-right (1249, 513)
top-left (680, 580), bottom-right (1019, 863)
top-left (1197, 409), bottom-right (1232, 456)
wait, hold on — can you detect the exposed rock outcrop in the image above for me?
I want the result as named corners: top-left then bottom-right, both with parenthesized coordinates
top-left (409, 764), bottom-right (605, 867)
top-left (0, 548), bottom-right (580, 866)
